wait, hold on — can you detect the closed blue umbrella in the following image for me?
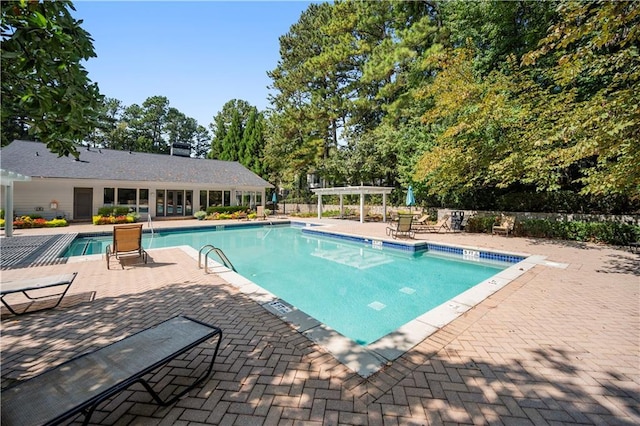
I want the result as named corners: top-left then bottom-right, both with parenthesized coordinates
top-left (272, 192), bottom-right (277, 203)
top-left (406, 185), bottom-right (416, 212)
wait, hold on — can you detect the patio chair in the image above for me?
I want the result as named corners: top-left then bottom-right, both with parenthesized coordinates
top-left (386, 214), bottom-right (415, 239)
top-left (106, 223), bottom-right (148, 269)
top-left (492, 215), bottom-right (516, 236)
top-left (256, 205), bottom-right (266, 220)
top-left (414, 214), bottom-right (451, 233)
top-left (414, 214), bottom-right (431, 225)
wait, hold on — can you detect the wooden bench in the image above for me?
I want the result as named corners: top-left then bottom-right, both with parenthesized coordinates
top-left (492, 215), bottom-right (516, 236)
top-left (1, 316), bottom-right (223, 426)
top-left (0, 272), bottom-right (77, 316)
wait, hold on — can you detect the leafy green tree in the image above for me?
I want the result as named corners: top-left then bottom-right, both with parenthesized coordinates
top-left (141, 95), bottom-right (170, 153)
top-left (209, 99), bottom-right (254, 160)
top-left (192, 125), bottom-right (211, 159)
top-left (85, 97), bottom-right (122, 148)
top-left (267, 2), bottom-right (349, 189)
top-left (521, 0), bottom-right (640, 200)
top-left (220, 110), bottom-right (242, 161)
top-left (241, 109), bottom-right (266, 175)
top-left (443, 0), bottom-right (557, 74)
top-left (1, 0), bottom-right (103, 157)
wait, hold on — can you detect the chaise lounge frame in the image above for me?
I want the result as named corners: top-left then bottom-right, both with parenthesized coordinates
top-left (1, 316), bottom-right (223, 426)
top-left (386, 214), bottom-right (415, 239)
top-left (0, 272), bottom-right (77, 316)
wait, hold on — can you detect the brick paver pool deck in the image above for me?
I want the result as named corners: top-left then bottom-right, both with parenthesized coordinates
top-left (1, 218), bottom-right (638, 425)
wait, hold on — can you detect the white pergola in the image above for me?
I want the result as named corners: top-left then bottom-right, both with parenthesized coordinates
top-left (1, 169), bottom-right (32, 237)
top-left (311, 185), bottom-right (395, 223)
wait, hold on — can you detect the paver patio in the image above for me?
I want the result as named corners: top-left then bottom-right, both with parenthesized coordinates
top-left (1, 218), bottom-right (638, 425)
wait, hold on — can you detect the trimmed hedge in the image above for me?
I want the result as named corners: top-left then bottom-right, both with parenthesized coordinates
top-left (514, 219), bottom-right (639, 246)
top-left (97, 206), bottom-right (131, 216)
top-left (464, 215), bottom-right (639, 245)
top-left (206, 206), bottom-right (249, 215)
top-left (465, 215), bottom-right (498, 233)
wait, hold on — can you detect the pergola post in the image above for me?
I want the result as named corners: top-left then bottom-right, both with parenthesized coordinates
top-left (311, 186), bottom-right (394, 223)
top-left (383, 193), bottom-right (387, 222)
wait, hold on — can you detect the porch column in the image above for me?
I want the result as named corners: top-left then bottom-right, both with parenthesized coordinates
top-left (339, 194), bottom-right (344, 218)
top-left (359, 192), bottom-right (365, 223)
top-left (4, 181), bottom-right (13, 237)
top-left (317, 193), bottom-right (322, 219)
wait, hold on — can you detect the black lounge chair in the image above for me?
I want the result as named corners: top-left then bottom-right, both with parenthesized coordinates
top-left (1, 272), bottom-right (77, 316)
top-left (1, 316), bottom-right (223, 426)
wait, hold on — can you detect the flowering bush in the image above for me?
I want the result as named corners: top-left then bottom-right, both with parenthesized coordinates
top-left (12, 216), bottom-right (68, 228)
top-left (92, 214), bottom-right (136, 225)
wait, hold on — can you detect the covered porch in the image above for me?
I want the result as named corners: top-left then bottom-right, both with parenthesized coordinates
top-left (311, 185), bottom-right (394, 223)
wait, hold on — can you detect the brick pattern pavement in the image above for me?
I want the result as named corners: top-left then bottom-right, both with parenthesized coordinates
top-left (1, 220), bottom-right (639, 425)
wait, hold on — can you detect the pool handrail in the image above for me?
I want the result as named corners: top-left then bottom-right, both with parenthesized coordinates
top-left (198, 244), bottom-right (236, 272)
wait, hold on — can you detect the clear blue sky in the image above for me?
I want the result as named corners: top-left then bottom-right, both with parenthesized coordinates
top-left (72, 1), bottom-right (314, 129)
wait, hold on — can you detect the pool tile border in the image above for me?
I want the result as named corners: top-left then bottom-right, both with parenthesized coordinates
top-left (300, 227), bottom-right (528, 264)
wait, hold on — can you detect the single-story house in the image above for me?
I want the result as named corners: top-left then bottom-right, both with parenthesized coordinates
top-left (1, 140), bottom-right (273, 222)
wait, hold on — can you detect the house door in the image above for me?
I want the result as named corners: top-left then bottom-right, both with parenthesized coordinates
top-left (166, 190), bottom-right (184, 216)
top-left (74, 187), bottom-right (93, 221)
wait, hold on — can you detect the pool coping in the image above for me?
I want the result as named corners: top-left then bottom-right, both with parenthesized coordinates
top-left (66, 221), bottom-right (549, 377)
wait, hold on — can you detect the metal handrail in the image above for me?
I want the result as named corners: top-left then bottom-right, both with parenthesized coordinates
top-left (147, 214), bottom-right (154, 237)
top-left (261, 221), bottom-right (274, 240)
top-left (198, 244), bottom-right (236, 273)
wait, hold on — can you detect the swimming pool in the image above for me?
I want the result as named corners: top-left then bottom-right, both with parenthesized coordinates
top-left (64, 224), bottom-right (517, 346)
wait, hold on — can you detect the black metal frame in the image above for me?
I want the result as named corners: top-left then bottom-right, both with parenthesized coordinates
top-left (1, 316), bottom-right (223, 426)
top-left (0, 272), bottom-right (77, 316)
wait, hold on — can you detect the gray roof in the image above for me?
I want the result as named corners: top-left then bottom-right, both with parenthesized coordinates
top-left (1, 140), bottom-right (273, 188)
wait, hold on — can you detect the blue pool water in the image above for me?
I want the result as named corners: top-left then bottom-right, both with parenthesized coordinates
top-left (64, 225), bottom-right (510, 345)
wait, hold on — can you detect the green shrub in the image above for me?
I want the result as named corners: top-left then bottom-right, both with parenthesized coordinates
top-left (97, 206), bottom-right (131, 216)
top-left (206, 206), bottom-right (248, 215)
top-left (46, 218), bottom-right (68, 227)
top-left (0, 209), bottom-right (4, 219)
top-left (322, 209), bottom-right (341, 217)
top-left (465, 215), bottom-right (497, 233)
top-left (515, 219), bottom-right (639, 245)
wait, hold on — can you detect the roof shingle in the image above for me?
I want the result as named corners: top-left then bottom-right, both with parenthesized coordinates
top-left (1, 140), bottom-right (273, 188)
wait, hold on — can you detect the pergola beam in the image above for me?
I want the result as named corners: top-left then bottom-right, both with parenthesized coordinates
top-left (312, 185), bottom-right (394, 223)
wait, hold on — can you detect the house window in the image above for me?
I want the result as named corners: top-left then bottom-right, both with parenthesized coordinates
top-left (139, 189), bottom-right (149, 216)
top-left (118, 188), bottom-right (137, 211)
top-left (185, 191), bottom-right (193, 215)
top-left (156, 190), bottom-right (165, 215)
top-left (223, 191), bottom-right (230, 206)
top-left (208, 191), bottom-right (222, 207)
top-left (104, 188), bottom-right (115, 206)
top-left (199, 190), bottom-right (207, 211)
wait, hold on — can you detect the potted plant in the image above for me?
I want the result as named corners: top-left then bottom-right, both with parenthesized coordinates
top-left (194, 210), bottom-right (207, 220)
